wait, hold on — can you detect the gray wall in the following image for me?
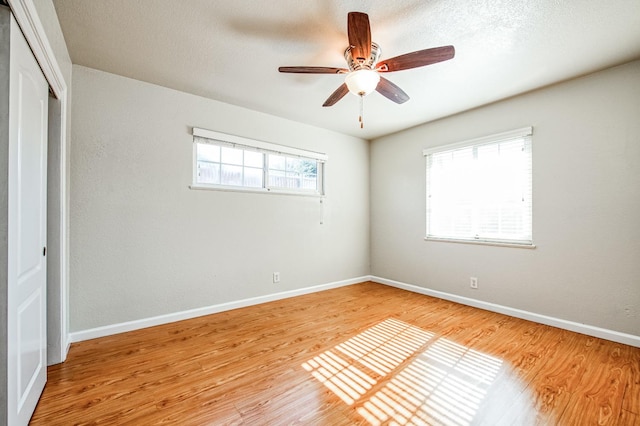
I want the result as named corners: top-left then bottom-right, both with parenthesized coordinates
top-left (371, 60), bottom-right (640, 336)
top-left (69, 65), bottom-right (370, 332)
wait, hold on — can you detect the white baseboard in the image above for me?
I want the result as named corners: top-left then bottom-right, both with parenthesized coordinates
top-left (69, 276), bottom-right (369, 343)
top-left (371, 276), bottom-right (640, 348)
top-left (70, 275), bottom-right (640, 348)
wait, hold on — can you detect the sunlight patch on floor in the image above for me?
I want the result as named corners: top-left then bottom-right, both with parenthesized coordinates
top-left (357, 337), bottom-right (503, 425)
top-left (302, 318), bottom-right (507, 425)
top-left (302, 318), bottom-right (434, 404)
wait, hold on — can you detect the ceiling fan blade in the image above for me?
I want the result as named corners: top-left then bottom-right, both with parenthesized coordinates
top-left (347, 12), bottom-right (372, 63)
top-left (376, 77), bottom-right (410, 104)
top-left (323, 83), bottom-right (349, 107)
top-left (279, 66), bottom-right (348, 74)
top-left (377, 45), bottom-right (455, 72)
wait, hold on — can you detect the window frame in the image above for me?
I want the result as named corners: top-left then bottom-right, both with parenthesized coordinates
top-left (191, 128), bottom-right (327, 196)
top-left (423, 127), bottom-right (535, 248)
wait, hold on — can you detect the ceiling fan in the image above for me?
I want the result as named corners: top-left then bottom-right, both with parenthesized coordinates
top-left (278, 12), bottom-right (455, 128)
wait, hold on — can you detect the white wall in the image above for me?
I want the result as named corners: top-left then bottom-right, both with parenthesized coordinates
top-left (371, 60), bottom-right (640, 336)
top-left (69, 66), bottom-right (370, 332)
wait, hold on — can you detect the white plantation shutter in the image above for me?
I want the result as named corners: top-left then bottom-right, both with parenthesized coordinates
top-left (424, 127), bottom-right (533, 246)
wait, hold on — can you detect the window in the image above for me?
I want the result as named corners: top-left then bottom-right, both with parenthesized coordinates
top-left (267, 155), bottom-right (319, 191)
top-left (424, 127), bottom-right (533, 246)
top-left (192, 128), bottom-right (326, 195)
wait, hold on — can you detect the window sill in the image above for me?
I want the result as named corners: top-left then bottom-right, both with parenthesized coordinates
top-left (424, 237), bottom-right (536, 249)
top-left (189, 184), bottom-right (323, 198)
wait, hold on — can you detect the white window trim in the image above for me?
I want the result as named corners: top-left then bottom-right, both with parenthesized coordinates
top-left (193, 128), bottom-right (328, 161)
top-left (424, 236), bottom-right (537, 249)
top-left (422, 127), bottom-right (532, 156)
top-left (190, 128), bottom-right (327, 196)
top-left (424, 126), bottom-right (534, 248)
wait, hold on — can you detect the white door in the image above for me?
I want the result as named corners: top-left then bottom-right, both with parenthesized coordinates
top-left (7, 14), bottom-right (49, 425)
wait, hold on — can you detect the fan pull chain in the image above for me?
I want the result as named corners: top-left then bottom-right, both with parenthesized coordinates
top-left (359, 94), bottom-right (364, 129)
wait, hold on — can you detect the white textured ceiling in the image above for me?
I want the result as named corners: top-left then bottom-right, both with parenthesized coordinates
top-left (52, 0), bottom-right (640, 139)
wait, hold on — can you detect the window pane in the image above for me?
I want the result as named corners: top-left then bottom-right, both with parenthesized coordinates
top-left (267, 156), bottom-right (319, 191)
top-left (286, 171), bottom-right (301, 188)
top-left (221, 146), bottom-right (243, 165)
top-left (269, 154), bottom-right (285, 171)
top-left (197, 143), bottom-right (220, 162)
top-left (299, 160), bottom-right (318, 190)
top-left (244, 167), bottom-right (263, 188)
top-left (285, 157), bottom-right (299, 171)
top-left (302, 176), bottom-right (317, 190)
top-left (268, 170), bottom-right (286, 187)
top-left (301, 159), bottom-right (317, 175)
top-left (197, 162), bottom-right (220, 184)
top-left (221, 164), bottom-right (243, 186)
top-left (244, 150), bottom-right (263, 168)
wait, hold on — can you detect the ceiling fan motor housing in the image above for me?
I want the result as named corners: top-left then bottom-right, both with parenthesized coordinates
top-left (344, 42), bottom-right (381, 71)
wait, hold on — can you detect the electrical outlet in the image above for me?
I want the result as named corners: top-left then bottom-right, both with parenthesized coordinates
top-left (273, 272), bottom-right (280, 283)
top-left (470, 277), bottom-right (478, 289)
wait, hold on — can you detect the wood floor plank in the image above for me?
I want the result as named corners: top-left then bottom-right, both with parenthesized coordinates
top-left (30, 282), bottom-right (640, 425)
top-left (623, 344), bottom-right (640, 415)
top-left (620, 409), bottom-right (640, 425)
top-left (557, 341), bottom-right (639, 425)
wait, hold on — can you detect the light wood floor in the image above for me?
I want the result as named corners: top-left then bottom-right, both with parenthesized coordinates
top-left (31, 282), bottom-right (639, 425)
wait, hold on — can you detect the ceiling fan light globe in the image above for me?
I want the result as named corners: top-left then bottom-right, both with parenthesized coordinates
top-left (345, 69), bottom-right (380, 96)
